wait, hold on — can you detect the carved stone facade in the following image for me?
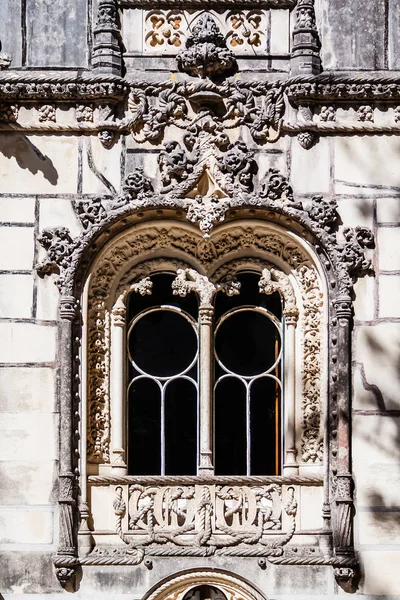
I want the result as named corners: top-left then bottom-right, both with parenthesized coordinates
top-left (0, 1), bottom-right (399, 599)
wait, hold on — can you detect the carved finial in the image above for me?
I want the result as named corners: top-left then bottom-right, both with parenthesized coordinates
top-left (177, 14), bottom-right (236, 79)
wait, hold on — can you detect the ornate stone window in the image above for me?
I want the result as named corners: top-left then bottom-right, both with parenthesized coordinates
top-left (36, 177), bottom-right (373, 588)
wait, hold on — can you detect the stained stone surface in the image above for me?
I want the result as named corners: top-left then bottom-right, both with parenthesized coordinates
top-left (322, 0), bottom-right (387, 70)
top-left (26, 0), bottom-right (88, 68)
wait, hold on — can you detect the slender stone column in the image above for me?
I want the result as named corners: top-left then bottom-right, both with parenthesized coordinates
top-left (283, 310), bottom-right (299, 475)
top-left (332, 296), bottom-right (354, 558)
top-left (198, 305), bottom-right (214, 475)
top-left (110, 295), bottom-right (128, 474)
top-left (54, 296), bottom-right (79, 587)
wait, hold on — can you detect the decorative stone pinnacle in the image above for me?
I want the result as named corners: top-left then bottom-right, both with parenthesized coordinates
top-left (176, 14), bottom-right (236, 79)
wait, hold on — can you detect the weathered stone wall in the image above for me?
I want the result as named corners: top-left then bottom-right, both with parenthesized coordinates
top-left (0, 0), bottom-right (400, 598)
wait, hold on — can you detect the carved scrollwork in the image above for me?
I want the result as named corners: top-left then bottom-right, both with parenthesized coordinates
top-left (75, 198), bottom-right (107, 230)
top-left (37, 227), bottom-right (75, 277)
top-left (110, 482), bottom-right (297, 560)
top-left (259, 268), bottom-right (299, 322)
top-left (186, 195), bottom-right (231, 237)
top-left (128, 80), bottom-right (284, 146)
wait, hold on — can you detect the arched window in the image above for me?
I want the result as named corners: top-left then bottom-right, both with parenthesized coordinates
top-left (125, 270), bottom-right (285, 477)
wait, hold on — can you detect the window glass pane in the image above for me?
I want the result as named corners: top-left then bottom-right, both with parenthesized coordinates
top-left (165, 379), bottom-right (197, 475)
top-left (215, 309), bottom-right (280, 377)
top-left (128, 378), bottom-right (161, 475)
top-left (250, 376), bottom-right (281, 475)
top-left (128, 309), bottom-right (197, 377)
top-left (215, 377), bottom-right (246, 475)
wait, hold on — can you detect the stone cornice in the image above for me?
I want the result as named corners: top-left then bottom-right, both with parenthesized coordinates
top-left (2, 72), bottom-right (400, 104)
top-left (285, 72), bottom-right (400, 102)
top-left (0, 72), bottom-right (128, 101)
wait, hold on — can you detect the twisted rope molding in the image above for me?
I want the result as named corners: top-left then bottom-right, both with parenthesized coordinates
top-left (0, 72), bottom-right (127, 84)
top-left (286, 72), bottom-right (400, 85)
top-left (80, 551), bottom-right (356, 566)
top-left (2, 119), bottom-right (400, 136)
top-left (88, 475), bottom-right (323, 486)
top-left (119, 0), bottom-right (296, 6)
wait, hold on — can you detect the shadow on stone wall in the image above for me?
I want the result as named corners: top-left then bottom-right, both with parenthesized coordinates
top-left (0, 134), bottom-right (58, 184)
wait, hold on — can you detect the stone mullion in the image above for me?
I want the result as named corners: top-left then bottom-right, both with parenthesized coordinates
top-left (198, 305), bottom-right (215, 476)
top-left (283, 313), bottom-right (298, 475)
top-left (110, 296), bottom-right (128, 474)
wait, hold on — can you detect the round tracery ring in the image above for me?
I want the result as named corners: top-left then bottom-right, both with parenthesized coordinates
top-left (214, 306), bottom-right (282, 377)
top-left (128, 305), bottom-right (198, 379)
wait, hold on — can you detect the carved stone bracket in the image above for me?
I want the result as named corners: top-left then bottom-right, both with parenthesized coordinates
top-left (259, 268), bottom-right (299, 323)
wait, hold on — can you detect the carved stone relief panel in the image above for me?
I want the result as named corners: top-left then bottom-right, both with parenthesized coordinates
top-left (127, 8), bottom-right (289, 56)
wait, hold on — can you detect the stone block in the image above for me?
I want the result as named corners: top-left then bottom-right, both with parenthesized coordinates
top-left (377, 197), bottom-right (400, 223)
top-left (0, 552), bottom-right (60, 593)
top-left (358, 510), bottom-right (400, 545)
top-left (290, 137), bottom-right (331, 195)
top-left (0, 135), bottom-right (78, 194)
top-left (122, 8), bottom-right (143, 54)
top-left (353, 275), bottom-right (375, 323)
top-left (389, 0), bottom-right (400, 69)
top-left (0, 507), bottom-right (54, 545)
top-left (379, 275), bottom-right (400, 318)
top-left (36, 273), bottom-right (60, 321)
top-left (26, 0), bottom-right (87, 67)
top-left (377, 228), bottom-right (400, 271)
top-left (0, 1), bottom-right (22, 66)
top-left (353, 414), bottom-right (400, 508)
top-left (335, 137), bottom-right (400, 189)
top-left (0, 323), bottom-right (57, 363)
top-left (39, 197), bottom-right (81, 239)
top-left (361, 551), bottom-right (400, 594)
top-left (355, 323), bottom-right (400, 409)
top-left (0, 228), bottom-right (34, 271)
top-left (0, 413), bottom-right (58, 461)
top-left (0, 198), bottom-right (35, 223)
top-left (270, 10), bottom-right (289, 55)
top-left (0, 367), bottom-right (56, 412)
top-left (0, 275), bottom-right (33, 318)
top-left (336, 197), bottom-right (374, 230)
top-left (321, 0), bottom-right (386, 70)
top-left (0, 461), bottom-right (57, 505)
top-left (82, 137), bottom-right (122, 195)
top-left (299, 487), bottom-right (323, 531)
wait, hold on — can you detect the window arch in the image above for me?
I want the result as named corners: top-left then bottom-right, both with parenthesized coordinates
top-left (45, 209), bottom-right (370, 583)
top-left (85, 222), bottom-right (325, 480)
